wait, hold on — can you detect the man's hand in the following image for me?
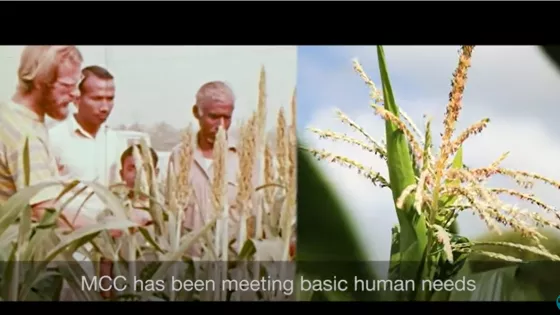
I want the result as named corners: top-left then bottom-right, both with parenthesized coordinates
top-left (32, 200), bottom-right (96, 232)
top-left (109, 208), bottom-right (152, 238)
top-left (65, 212), bottom-right (97, 231)
top-left (131, 208), bottom-right (152, 226)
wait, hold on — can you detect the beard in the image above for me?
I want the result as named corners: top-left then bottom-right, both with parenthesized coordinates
top-left (41, 91), bottom-right (71, 121)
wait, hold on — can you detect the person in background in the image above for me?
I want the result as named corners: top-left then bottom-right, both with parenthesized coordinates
top-left (49, 65), bottom-right (128, 221)
top-left (0, 46), bottom-right (92, 229)
top-left (100, 144), bottom-right (157, 299)
top-left (169, 81), bottom-right (238, 233)
top-left (103, 144), bottom-right (162, 238)
top-left (118, 144), bottom-right (160, 208)
top-left (167, 81), bottom-right (265, 259)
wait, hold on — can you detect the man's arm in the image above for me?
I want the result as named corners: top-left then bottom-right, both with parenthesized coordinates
top-left (31, 199), bottom-right (95, 230)
top-left (10, 137), bottom-right (95, 230)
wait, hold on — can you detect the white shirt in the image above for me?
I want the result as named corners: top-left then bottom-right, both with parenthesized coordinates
top-left (201, 157), bottom-right (213, 173)
top-left (49, 115), bottom-right (127, 218)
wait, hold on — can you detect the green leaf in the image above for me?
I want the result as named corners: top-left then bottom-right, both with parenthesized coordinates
top-left (145, 215), bottom-right (217, 294)
top-left (297, 146), bottom-right (378, 301)
top-left (294, 272), bottom-right (315, 301)
top-left (541, 46), bottom-right (560, 73)
top-left (441, 146), bottom-right (463, 234)
top-left (22, 208), bottom-right (58, 260)
top-left (1, 242), bottom-right (17, 301)
top-left (376, 45), bottom-right (428, 296)
top-left (388, 225), bottom-right (401, 279)
top-left (138, 227), bottom-right (164, 254)
top-left (24, 270), bottom-right (63, 301)
top-left (237, 240), bottom-right (256, 260)
top-left (84, 181), bottom-right (130, 221)
top-left (516, 261), bottom-right (560, 301)
top-left (446, 265), bottom-right (543, 301)
top-left (56, 258), bottom-right (103, 301)
top-left (0, 181), bottom-right (64, 238)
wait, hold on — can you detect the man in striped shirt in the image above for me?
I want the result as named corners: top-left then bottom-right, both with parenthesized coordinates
top-left (0, 46), bottom-right (92, 230)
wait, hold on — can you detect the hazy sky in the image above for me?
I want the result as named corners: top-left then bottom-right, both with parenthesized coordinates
top-left (0, 46), bottom-right (296, 131)
top-left (298, 46), bottom-right (560, 263)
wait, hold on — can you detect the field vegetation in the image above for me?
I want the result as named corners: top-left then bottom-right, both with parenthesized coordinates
top-left (301, 45), bottom-right (560, 301)
top-left (0, 68), bottom-right (297, 301)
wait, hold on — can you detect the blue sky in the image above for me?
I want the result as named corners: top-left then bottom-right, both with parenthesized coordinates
top-left (297, 45), bottom-right (560, 264)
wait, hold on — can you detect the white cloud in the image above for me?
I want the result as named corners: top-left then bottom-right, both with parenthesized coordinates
top-left (302, 106), bottom-right (394, 263)
top-left (301, 46), bottom-right (560, 264)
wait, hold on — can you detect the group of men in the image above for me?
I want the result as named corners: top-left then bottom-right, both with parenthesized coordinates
top-left (0, 45), bottom-right (241, 240)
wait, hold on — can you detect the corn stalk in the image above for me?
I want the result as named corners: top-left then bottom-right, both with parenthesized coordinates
top-left (306, 45), bottom-right (560, 301)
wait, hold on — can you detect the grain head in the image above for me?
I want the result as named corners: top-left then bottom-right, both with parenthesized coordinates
top-left (211, 126), bottom-right (227, 214)
top-left (176, 124), bottom-right (194, 209)
top-left (275, 107), bottom-right (287, 184)
top-left (235, 113), bottom-right (258, 217)
top-left (264, 141), bottom-right (275, 205)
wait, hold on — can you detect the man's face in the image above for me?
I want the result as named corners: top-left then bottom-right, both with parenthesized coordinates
top-left (76, 76), bottom-right (115, 127)
top-left (42, 60), bottom-right (82, 121)
top-left (195, 101), bottom-right (234, 145)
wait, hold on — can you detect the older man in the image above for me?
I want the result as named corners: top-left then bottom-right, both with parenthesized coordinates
top-left (168, 81), bottom-right (266, 259)
top-left (0, 46), bottom-right (93, 229)
top-left (169, 81), bottom-right (242, 232)
top-left (49, 65), bottom-right (128, 221)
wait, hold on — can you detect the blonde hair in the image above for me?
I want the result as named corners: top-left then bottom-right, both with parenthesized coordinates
top-left (195, 81), bottom-right (235, 114)
top-left (17, 46), bottom-right (83, 93)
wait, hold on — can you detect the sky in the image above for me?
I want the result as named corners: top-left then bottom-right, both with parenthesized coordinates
top-left (0, 46), bottom-right (296, 131)
top-left (298, 45), bottom-right (560, 265)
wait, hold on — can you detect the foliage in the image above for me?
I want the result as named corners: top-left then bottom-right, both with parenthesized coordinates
top-left (467, 230), bottom-right (560, 301)
top-left (304, 45), bottom-right (560, 301)
top-left (0, 67), bottom-right (297, 301)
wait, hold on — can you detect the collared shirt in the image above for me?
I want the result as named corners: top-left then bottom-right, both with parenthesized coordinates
top-left (49, 115), bottom-right (126, 187)
top-left (48, 115), bottom-right (127, 218)
top-left (0, 100), bottom-right (63, 206)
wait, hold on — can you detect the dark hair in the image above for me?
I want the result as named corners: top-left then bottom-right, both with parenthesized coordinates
top-left (120, 144), bottom-right (159, 168)
top-left (79, 65), bottom-right (114, 93)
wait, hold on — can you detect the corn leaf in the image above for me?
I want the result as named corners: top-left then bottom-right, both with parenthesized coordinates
top-left (0, 181), bottom-right (64, 238)
top-left (17, 218), bottom-right (135, 301)
top-left (376, 45), bottom-right (428, 295)
top-left (446, 265), bottom-right (542, 301)
top-left (1, 242), bottom-right (17, 300)
top-left (22, 208), bottom-right (58, 260)
top-left (541, 46), bottom-right (560, 73)
top-left (297, 146), bottom-right (378, 301)
top-left (440, 146), bottom-right (463, 234)
top-left (294, 272), bottom-right (315, 301)
top-left (146, 216), bottom-right (217, 289)
top-left (23, 270), bottom-right (62, 301)
top-left (56, 258), bottom-right (103, 301)
top-left (85, 182), bottom-right (130, 220)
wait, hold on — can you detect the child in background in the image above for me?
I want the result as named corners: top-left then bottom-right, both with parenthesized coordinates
top-left (119, 144), bottom-right (160, 195)
top-left (100, 144), bottom-right (159, 299)
top-left (112, 144), bottom-right (160, 228)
